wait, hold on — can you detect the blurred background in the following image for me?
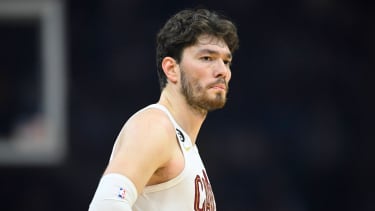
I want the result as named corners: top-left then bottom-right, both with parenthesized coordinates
top-left (0, 0), bottom-right (373, 210)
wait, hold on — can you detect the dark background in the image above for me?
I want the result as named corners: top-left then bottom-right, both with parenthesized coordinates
top-left (1, 0), bottom-right (374, 210)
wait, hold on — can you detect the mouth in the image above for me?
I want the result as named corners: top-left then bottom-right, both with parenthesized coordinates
top-left (210, 83), bottom-right (226, 91)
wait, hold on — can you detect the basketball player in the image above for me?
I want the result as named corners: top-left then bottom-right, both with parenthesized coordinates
top-left (89, 8), bottom-right (239, 211)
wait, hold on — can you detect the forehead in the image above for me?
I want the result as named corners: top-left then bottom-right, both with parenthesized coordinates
top-left (188, 34), bottom-right (231, 54)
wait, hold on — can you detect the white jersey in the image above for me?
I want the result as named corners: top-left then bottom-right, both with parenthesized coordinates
top-left (129, 104), bottom-right (216, 211)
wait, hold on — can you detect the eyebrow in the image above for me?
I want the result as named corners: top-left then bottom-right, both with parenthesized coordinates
top-left (198, 49), bottom-right (232, 60)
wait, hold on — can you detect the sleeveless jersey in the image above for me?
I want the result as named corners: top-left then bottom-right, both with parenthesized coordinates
top-left (130, 104), bottom-right (216, 211)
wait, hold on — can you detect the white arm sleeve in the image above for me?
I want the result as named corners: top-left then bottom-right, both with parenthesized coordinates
top-left (89, 173), bottom-right (138, 211)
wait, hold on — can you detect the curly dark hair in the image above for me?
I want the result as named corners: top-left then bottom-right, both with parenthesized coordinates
top-left (156, 8), bottom-right (239, 90)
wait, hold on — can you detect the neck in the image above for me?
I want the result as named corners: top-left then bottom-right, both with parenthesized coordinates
top-left (158, 89), bottom-right (206, 144)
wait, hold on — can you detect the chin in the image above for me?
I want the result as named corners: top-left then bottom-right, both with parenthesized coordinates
top-left (205, 99), bottom-right (227, 111)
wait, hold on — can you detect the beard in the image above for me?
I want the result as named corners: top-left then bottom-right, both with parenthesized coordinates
top-left (180, 68), bottom-right (228, 113)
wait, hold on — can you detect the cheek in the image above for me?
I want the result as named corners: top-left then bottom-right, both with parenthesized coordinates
top-left (189, 68), bottom-right (209, 84)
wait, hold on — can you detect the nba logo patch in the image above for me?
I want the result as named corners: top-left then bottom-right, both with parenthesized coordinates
top-left (118, 187), bottom-right (126, 199)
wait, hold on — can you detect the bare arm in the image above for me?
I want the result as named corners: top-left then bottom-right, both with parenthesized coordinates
top-left (89, 108), bottom-right (176, 210)
top-left (103, 108), bottom-right (176, 194)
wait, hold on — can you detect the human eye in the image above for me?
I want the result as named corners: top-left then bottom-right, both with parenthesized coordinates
top-left (223, 59), bottom-right (232, 66)
top-left (200, 56), bottom-right (212, 61)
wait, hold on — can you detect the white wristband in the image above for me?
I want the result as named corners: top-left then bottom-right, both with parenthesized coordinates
top-left (89, 173), bottom-right (138, 211)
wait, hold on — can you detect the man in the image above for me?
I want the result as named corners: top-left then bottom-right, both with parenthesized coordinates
top-left (89, 8), bottom-right (239, 211)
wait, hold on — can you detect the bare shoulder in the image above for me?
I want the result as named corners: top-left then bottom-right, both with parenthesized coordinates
top-left (128, 107), bottom-right (174, 135)
top-left (112, 107), bottom-right (176, 159)
top-left (118, 107), bottom-right (175, 150)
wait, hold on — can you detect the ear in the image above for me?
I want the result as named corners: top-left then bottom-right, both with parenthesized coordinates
top-left (161, 57), bottom-right (179, 84)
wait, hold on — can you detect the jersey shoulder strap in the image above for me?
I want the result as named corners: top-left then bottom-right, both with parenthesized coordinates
top-left (146, 104), bottom-right (193, 151)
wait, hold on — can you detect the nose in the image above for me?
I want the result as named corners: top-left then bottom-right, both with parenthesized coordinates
top-left (214, 59), bottom-right (230, 79)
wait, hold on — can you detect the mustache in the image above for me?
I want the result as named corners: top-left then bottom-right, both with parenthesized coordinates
top-left (208, 78), bottom-right (228, 89)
